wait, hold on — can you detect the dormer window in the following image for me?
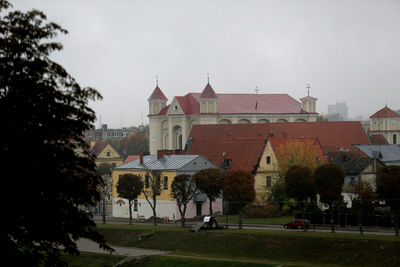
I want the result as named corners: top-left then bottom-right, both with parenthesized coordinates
top-left (174, 105), bottom-right (178, 110)
top-left (223, 159), bottom-right (232, 169)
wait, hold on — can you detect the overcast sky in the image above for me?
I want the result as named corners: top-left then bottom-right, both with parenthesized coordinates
top-left (15, 0), bottom-right (400, 127)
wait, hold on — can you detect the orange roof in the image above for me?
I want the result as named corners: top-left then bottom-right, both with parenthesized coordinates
top-left (189, 122), bottom-right (371, 155)
top-left (370, 106), bottom-right (400, 118)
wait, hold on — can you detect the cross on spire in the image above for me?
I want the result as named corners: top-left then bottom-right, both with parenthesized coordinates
top-left (306, 83), bottom-right (311, 96)
top-left (156, 75), bottom-right (159, 86)
top-left (255, 86), bottom-right (259, 94)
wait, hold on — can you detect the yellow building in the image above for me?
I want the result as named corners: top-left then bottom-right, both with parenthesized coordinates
top-left (90, 141), bottom-right (123, 168)
top-left (112, 154), bottom-right (220, 220)
top-left (369, 106), bottom-right (400, 145)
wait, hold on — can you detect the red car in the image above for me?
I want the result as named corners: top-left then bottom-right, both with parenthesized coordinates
top-left (283, 219), bottom-right (311, 229)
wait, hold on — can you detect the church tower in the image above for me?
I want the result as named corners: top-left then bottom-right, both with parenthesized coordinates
top-left (148, 84), bottom-right (168, 115)
top-left (199, 82), bottom-right (218, 114)
top-left (300, 84), bottom-right (318, 113)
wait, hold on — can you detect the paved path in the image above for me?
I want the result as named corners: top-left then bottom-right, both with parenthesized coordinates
top-left (76, 238), bottom-right (170, 257)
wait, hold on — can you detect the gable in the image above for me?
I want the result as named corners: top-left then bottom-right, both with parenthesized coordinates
top-left (97, 144), bottom-right (122, 159)
top-left (178, 156), bottom-right (218, 173)
top-left (166, 97), bottom-right (184, 115)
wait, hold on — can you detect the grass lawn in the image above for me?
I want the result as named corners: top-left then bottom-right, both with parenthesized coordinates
top-left (96, 224), bottom-right (400, 267)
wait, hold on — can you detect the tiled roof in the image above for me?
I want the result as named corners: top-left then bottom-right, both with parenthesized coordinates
top-left (187, 138), bottom-right (267, 172)
top-left (189, 122), bottom-right (371, 155)
top-left (123, 155), bottom-right (140, 164)
top-left (200, 83), bottom-right (218, 99)
top-left (370, 106), bottom-right (400, 118)
top-left (116, 154), bottom-right (211, 170)
top-left (90, 141), bottom-right (107, 157)
top-left (370, 134), bottom-right (389, 145)
top-left (148, 86), bottom-right (168, 101)
top-left (154, 92), bottom-right (305, 115)
top-left (354, 144), bottom-right (400, 163)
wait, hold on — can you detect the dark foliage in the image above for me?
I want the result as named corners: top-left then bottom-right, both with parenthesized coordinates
top-left (0, 1), bottom-right (112, 266)
top-left (116, 174), bottom-right (144, 225)
top-left (376, 165), bottom-right (400, 236)
top-left (194, 168), bottom-right (224, 216)
top-left (171, 174), bottom-right (197, 227)
top-left (143, 170), bottom-right (163, 225)
top-left (284, 165), bottom-right (316, 202)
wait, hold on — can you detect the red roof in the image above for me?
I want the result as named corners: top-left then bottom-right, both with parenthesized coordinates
top-left (369, 134), bottom-right (389, 145)
top-left (200, 83), bottom-right (218, 99)
top-left (188, 138), bottom-right (267, 172)
top-left (90, 141), bottom-right (107, 157)
top-left (124, 155), bottom-right (140, 164)
top-left (189, 122), bottom-right (371, 155)
top-left (370, 106), bottom-right (400, 118)
top-left (148, 86), bottom-right (168, 101)
top-left (154, 93), bottom-right (303, 116)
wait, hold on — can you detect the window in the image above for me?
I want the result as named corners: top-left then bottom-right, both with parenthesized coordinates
top-left (112, 163), bottom-right (116, 168)
top-left (394, 134), bottom-right (397, 144)
top-left (106, 151), bottom-right (110, 157)
top-left (145, 175), bottom-right (149, 188)
top-left (157, 176), bottom-right (161, 189)
top-left (196, 203), bottom-right (202, 216)
top-left (223, 159), bottom-right (232, 169)
top-left (266, 176), bottom-right (272, 188)
top-left (164, 176), bottom-right (168, 189)
top-left (88, 131), bottom-right (92, 137)
top-left (134, 199), bottom-right (138, 211)
top-left (266, 156), bottom-right (271, 164)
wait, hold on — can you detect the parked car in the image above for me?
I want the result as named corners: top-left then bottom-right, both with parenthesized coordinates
top-left (283, 219), bottom-right (311, 229)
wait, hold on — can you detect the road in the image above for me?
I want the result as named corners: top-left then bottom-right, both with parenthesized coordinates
top-left (93, 215), bottom-right (396, 236)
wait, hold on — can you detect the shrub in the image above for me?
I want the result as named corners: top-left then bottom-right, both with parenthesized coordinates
top-left (243, 203), bottom-right (281, 218)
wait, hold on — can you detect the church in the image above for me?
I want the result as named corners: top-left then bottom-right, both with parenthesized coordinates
top-left (148, 81), bottom-right (318, 155)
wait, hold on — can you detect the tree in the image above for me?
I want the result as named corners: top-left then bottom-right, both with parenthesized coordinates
top-left (194, 168), bottom-right (224, 216)
top-left (276, 139), bottom-right (325, 176)
top-left (171, 174), bottom-right (197, 227)
top-left (284, 165), bottom-right (316, 231)
top-left (143, 170), bottom-right (163, 225)
top-left (345, 180), bottom-right (377, 235)
top-left (0, 1), bottom-right (111, 266)
top-left (376, 165), bottom-right (400, 236)
top-left (116, 174), bottom-right (144, 225)
top-left (313, 163), bottom-right (345, 233)
top-left (121, 131), bottom-right (149, 156)
top-left (97, 163), bottom-right (113, 224)
top-left (224, 171), bottom-right (255, 229)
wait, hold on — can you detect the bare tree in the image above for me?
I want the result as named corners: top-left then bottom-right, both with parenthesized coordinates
top-left (143, 170), bottom-right (163, 225)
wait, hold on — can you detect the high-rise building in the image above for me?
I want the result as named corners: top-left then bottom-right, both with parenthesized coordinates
top-left (327, 102), bottom-right (348, 121)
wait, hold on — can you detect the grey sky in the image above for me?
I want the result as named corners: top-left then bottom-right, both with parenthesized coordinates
top-left (15, 0), bottom-right (400, 127)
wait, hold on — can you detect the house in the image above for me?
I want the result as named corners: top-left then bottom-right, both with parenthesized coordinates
top-left (148, 82), bottom-right (318, 154)
top-left (333, 155), bottom-right (385, 207)
top-left (355, 144), bottom-right (400, 166)
top-left (369, 106), bottom-right (400, 144)
top-left (187, 133), bottom-right (325, 201)
top-left (187, 121), bottom-right (371, 157)
top-left (90, 141), bottom-right (123, 168)
top-left (112, 153), bottom-right (221, 220)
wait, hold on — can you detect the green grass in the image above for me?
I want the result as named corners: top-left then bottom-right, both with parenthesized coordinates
top-left (61, 251), bottom-right (127, 267)
top-left (97, 225), bottom-right (400, 267)
top-left (119, 255), bottom-right (280, 267)
top-left (214, 215), bottom-right (292, 225)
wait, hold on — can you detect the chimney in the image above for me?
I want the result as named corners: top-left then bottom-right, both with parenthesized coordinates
top-left (140, 151), bottom-right (144, 164)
